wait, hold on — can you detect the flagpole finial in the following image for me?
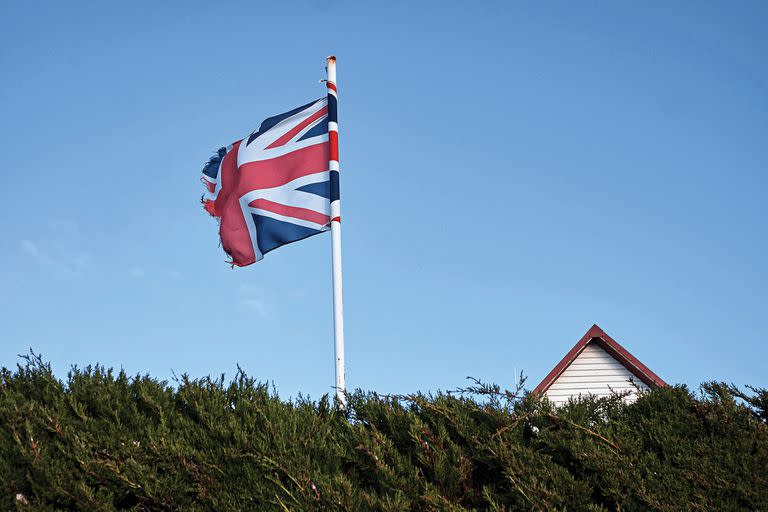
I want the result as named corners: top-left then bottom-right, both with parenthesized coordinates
top-left (327, 55), bottom-right (336, 62)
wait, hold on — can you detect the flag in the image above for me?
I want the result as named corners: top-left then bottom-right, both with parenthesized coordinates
top-left (201, 98), bottom-right (334, 266)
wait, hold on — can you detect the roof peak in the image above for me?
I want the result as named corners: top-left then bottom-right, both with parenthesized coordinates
top-left (533, 324), bottom-right (667, 395)
top-left (585, 323), bottom-right (606, 338)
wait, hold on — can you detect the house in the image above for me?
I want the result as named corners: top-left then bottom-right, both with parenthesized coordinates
top-left (533, 324), bottom-right (666, 406)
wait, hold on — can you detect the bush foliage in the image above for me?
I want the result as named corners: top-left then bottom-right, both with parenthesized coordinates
top-left (1, 353), bottom-right (766, 511)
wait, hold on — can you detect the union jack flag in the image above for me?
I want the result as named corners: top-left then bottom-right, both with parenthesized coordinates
top-left (201, 97), bottom-right (338, 266)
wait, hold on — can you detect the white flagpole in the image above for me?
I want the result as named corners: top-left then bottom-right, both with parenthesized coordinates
top-left (326, 55), bottom-right (346, 407)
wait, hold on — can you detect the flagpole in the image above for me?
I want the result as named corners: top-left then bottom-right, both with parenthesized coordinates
top-left (326, 55), bottom-right (346, 407)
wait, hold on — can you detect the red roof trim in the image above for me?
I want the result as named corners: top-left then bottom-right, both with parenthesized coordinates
top-left (532, 324), bottom-right (667, 395)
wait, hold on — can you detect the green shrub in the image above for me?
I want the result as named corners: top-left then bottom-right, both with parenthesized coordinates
top-left (1, 353), bottom-right (766, 511)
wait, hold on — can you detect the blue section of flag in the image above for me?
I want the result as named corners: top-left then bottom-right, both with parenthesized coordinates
top-left (297, 120), bottom-right (329, 142)
top-left (201, 148), bottom-right (224, 179)
top-left (202, 146), bottom-right (232, 179)
top-left (329, 171), bottom-right (340, 202)
top-left (296, 181), bottom-right (330, 199)
top-left (327, 94), bottom-right (338, 123)
top-left (252, 214), bottom-right (322, 255)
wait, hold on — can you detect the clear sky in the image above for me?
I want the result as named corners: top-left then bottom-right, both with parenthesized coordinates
top-left (1, 1), bottom-right (766, 398)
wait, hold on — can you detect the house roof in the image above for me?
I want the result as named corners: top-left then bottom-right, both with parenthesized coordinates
top-left (533, 324), bottom-right (667, 395)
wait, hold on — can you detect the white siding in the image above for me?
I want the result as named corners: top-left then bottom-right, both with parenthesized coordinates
top-left (544, 343), bottom-right (649, 407)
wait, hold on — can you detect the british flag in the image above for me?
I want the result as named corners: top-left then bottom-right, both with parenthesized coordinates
top-left (201, 95), bottom-right (339, 266)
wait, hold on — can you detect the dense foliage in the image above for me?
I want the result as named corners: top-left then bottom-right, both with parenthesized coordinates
top-left (1, 353), bottom-right (766, 511)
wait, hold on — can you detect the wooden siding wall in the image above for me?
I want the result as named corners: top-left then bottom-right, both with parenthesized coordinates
top-left (544, 343), bottom-right (650, 406)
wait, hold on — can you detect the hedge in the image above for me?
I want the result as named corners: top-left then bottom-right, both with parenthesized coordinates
top-left (1, 352), bottom-right (766, 511)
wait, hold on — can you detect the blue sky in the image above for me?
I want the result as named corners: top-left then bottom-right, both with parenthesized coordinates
top-left (1, 1), bottom-right (766, 398)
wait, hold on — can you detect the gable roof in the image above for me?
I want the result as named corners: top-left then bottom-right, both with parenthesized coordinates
top-left (533, 324), bottom-right (667, 395)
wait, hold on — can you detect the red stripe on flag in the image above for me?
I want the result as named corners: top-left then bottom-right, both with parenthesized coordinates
top-left (329, 131), bottom-right (338, 161)
top-left (202, 199), bottom-right (217, 216)
top-left (265, 106), bottom-right (328, 150)
top-left (327, 82), bottom-right (337, 92)
top-left (214, 140), bottom-right (257, 266)
top-left (249, 198), bottom-right (330, 226)
top-left (331, 216), bottom-right (341, 223)
top-left (239, 143), bottom-right (329, 190)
